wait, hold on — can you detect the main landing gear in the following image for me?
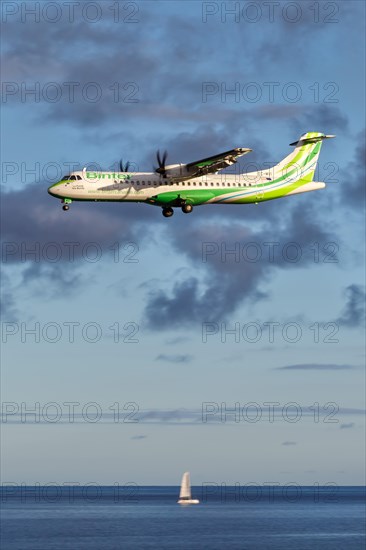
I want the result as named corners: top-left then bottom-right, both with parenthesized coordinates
top-left (62, 204), bottom-right (69, 211)
top-left (162, 204), bottom-right (194, 217)
top-left (162, 207), bottom-right (174, 217)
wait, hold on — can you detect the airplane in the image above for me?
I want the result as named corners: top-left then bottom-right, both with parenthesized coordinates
top-left (48, 132), bottom-right (335, 217)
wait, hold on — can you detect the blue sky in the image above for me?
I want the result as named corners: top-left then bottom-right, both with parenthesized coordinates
top-left (1, 0), bottom-right (365, 486)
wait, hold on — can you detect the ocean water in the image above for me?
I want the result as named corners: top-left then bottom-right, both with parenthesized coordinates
top-left (1, 486), bottom-right (365, 549)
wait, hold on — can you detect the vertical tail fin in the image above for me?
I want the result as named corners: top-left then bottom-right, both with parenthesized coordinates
top-left (274, 132), bottom-right (335, 183)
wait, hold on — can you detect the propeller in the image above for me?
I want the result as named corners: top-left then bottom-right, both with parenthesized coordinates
top-left (119, 159), bottom-right (130, 172)
top-left (155, 150), bottom-right (168, 177)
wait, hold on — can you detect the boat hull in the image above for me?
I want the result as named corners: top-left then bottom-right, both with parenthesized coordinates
top-left (177, 499), bottom-right (200, 505)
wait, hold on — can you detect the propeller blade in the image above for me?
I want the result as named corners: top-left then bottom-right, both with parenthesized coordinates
top-left (119, 159), bottom-right (130, 172)
top-left (156, 150), bottom-right (168, 176)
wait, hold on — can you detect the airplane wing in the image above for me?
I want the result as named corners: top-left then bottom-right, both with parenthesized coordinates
top-left (185, 148), bottom-right (252, 177)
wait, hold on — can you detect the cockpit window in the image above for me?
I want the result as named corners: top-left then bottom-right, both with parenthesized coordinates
top-left (77, 175), bottom-right (82, 180)
top-left (69, 176), bottom-right (76, 181)
top-left (61, 175), bottom-right (71, 181)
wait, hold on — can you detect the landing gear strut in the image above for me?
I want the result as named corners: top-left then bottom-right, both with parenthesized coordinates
top-left (162, 207), bottom-right (174, 217)
top-left (182, 204), bottom-right (193, 214)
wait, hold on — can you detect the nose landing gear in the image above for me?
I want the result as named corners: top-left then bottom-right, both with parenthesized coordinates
top-left (61, 199), bottom-right (72, 211)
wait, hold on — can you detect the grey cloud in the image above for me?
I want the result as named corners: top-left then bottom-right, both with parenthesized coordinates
top-left (2, 10), bottom-right (144, 69)
top-left (4, 405), bottom-right (364, 424)
top-left (0, 270), bottom-right (18, 321)
top-left (20, 262), bottom-right (85, 297)
top-left (165, 336), bottom-right (190, 345)
top-left (282, 441), bottom-right (297, 446)
top-left (255, 104), bottom-right (348, 136)
top-left (1, 182), bottom-right (154, 262)
top-left (155, 354), bottom-right (193, 364)
top-left (143, 201), bottom-right (335, 329)
top-left (339, 423), bottom-right (355, 429)
top-left (340, 129), bottom-right (365, 208)
top-left (130, 435), bottom-right (147, 440)
top-left (0, 181), bottom-right (156, 301)
top-left (2, 10), bottom-right (215, 126)
top-left (276, 363), bottom-right (356, 371)
top-left (253, 1), bottom-right (350, 67)
top-left (336, 285), bottom-right (365, 328)
top-left (145, 275), bottom-right (266, 330)
top-left (136, 409), bottom-right (200, 424)
top-left (2, 3), bottom-right (351, 135)
top-left (287, 104), bottom-right (348, 136)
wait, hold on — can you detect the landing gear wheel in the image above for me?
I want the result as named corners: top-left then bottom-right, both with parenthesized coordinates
top-left (62, 204), bottom-right (70, 211)
top-left (162, 207), bottom-right (174, 217)
top-left (182, 204), bottom-right (193, 214)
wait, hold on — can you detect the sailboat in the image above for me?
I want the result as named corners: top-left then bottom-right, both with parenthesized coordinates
top-left (177, 472), bottom-right (200, 505)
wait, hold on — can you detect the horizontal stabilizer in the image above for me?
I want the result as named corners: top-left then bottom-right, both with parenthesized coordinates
top-left (286, 181), bottom-right (326, 196)
top-left (290, 134), bottom-right (335, 146)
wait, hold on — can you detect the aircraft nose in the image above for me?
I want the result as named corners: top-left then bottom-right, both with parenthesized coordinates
top-left (48, 183), bottom-right (61, 197)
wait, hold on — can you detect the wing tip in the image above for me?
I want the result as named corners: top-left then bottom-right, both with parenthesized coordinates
top-left (237, 147), bottom-right (252, 154)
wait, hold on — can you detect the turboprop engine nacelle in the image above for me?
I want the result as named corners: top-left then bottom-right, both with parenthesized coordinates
top-left (165, 163), bottom-right (197, 179)
top-left (162, 158), bottom-right (237, 181)
top-left (162, 163), bottom-right (195, 179)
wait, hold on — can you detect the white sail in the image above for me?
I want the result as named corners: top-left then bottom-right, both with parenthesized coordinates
top-left (179, 472), bottom-right (191, 499)
top-left (177, 471), bottom-right (199, 504)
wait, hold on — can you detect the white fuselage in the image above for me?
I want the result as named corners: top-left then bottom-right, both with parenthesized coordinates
top-left (48, 167), bottom-right (323, 205)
